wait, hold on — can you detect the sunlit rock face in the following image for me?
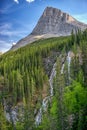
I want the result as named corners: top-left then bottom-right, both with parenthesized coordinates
top-left (11, 7), bottom-right (87, 50)
top-left (31, 7), bottom-right (87, 36)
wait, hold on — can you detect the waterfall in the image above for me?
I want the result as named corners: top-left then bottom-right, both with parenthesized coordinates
top-left (35, 62), bottom-right (56, 126)
top-left (49, 63), bottom-right (56, 96)
top-left (61, 63), bottom-right (65, 74)
top-left (35, 108), bottom-right (42, 126)
top-left (35, 96), bottom-right (50, 125)
top-left (42, 97), bottom-right (49, 111)
top-left (67, 51), bottom-right (71, 82)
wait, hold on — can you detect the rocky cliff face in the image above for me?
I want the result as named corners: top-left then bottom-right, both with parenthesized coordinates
top-left (31, 7), bottom-right (86, 35)
top-left (11, 7), bottom-right (87, 50)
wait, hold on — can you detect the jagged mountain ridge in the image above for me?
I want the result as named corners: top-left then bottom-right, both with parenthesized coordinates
top-left (11, 7), bottom-right (87, 50)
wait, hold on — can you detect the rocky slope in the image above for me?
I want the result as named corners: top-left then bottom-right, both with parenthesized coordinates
top-left (11, 7), bottom-right (87, 50)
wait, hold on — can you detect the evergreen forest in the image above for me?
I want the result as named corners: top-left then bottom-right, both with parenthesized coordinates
top-left (0, 29), bottom-right (87, 130)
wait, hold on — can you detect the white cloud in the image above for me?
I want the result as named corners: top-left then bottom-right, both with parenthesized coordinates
top-left (26, 0), bottom-right (35, 3)
top-left (12, 42), bottom-right (16, 45)
top-left (14, 0), bottom-right (19, 4)
top-left (73, 13), bottom-right (87, 24)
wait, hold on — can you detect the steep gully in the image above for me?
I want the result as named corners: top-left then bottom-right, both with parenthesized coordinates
top-left (4, 51), bottom-right (71, 125)
top-left (35, 51), bottom-right (72, 126)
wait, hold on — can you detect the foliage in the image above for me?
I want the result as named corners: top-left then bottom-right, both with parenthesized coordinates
top-left (0, 29), bottom-right (87, 129)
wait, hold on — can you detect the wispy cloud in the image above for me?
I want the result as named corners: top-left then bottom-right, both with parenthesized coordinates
top-left (0, 22), bottom-right (33, 37)
top-left (73, 13), bottom-right (87, 24)
top-left (14, 0), bottom-right (19, 4)
top-left (0, 29), bottom-right (29, 37)
top-left (0, 23), bottom-right (12, 30)
top-left (0, 40), bottom-right (11, 52)
top-left (0, 3), bottom-right (14, 14)
top-left (26, 0), bottom-right (35, 3)
top-left (0, 22), bottom-right (35, 52)
top-left (0, 2), bottom-right (22, 14)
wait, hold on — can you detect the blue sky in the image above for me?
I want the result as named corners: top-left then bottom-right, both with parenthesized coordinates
top-left (0, 0), bottom-right (87, 52)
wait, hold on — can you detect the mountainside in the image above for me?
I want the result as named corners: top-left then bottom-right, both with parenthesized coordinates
top-left (0, 29), bottom-right (87, 130)
top-left (11, 7), bottom-right (87, 50)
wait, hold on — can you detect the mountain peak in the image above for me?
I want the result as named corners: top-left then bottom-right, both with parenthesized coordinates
top-left (43, 6), bottom-right (62, 16)
top-left (31, 6), bottom-right (83, 35)
top-left (43, 6), bottom-right (75, 22)
top-left (11, 7), bottom-right (87, 50)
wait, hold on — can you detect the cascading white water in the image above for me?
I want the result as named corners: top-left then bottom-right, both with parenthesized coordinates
top-left (35, 108), bottom-right (42, 126)
top-left (35, 63), bottom-right (56, 126)
top-left (49, 63), bottom-right (56, 96)
top-left (61, 63), bottom-right (65, 74)
top-left (67, 51), bottom-right (71, 82)
top-left (42, 97), bottom-right (49, 111)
